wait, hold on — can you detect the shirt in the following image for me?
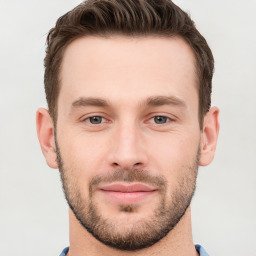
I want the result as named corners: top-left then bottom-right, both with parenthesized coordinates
top-left (59, 244), bottom-right (209, 255)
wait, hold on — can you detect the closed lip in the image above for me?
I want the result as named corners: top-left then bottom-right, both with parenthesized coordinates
top-left (98, 183), bottom-right (157, 193)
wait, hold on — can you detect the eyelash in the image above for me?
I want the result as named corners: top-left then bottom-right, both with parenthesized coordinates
top-left (83, 115), bottom-right (173, 125)
top-left (83, 116), bottom-right (108, 125)
top-left (148, 116), bottom-right (172, 125)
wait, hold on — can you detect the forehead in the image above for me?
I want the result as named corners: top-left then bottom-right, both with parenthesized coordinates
top-left (59, 35), bottom-right (198, 108)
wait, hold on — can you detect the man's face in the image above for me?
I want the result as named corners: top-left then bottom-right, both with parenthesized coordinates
top-left (56, 36), bottom-right (201, 250)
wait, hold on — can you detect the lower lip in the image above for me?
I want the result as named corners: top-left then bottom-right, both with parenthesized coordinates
top-left (99, 190), bottom-right (157, 204)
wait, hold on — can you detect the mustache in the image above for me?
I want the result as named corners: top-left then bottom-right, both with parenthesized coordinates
top-left (89, 169), bottom-right (167, 195)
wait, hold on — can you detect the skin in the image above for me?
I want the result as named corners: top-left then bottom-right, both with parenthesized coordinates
top-left (36, 36), bottom-right (219, 256)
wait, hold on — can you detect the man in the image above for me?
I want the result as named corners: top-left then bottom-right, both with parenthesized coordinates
top-left (36, 0), bottom-right (219, 255)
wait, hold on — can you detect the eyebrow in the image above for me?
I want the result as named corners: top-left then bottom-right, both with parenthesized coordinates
top-left (70, 95), bottom-right (187, 111)
top-left (145, 96), bottom-right (187, 108)
top-left (72, 97), bottom-right (109, 108)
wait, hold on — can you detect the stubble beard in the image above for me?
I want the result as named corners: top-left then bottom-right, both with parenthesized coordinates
top-left (56, 142), bottom-right (199, 251)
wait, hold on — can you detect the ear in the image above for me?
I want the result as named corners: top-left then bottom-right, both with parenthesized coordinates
top-left (199, 106), bottom-right (220, 166)
top-left (36, 108), bottom-right (58, 169)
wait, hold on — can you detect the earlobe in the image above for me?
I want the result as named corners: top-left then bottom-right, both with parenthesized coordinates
top-left (199, 106), bottom-right (220, 166)
top-left (36, 108), bottom-right (58, 169)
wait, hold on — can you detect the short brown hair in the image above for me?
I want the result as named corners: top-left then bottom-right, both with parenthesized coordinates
top-left (44, 0), bottom-right (214, 128)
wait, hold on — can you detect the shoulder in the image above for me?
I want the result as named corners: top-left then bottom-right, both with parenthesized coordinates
top-left (195, 244), bottom-right (210, 256)
top-left (59, 247), bottom-right (69, 256)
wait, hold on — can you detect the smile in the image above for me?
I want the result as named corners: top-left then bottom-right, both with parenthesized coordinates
top-left (98, 183), bottom-right (158, 204)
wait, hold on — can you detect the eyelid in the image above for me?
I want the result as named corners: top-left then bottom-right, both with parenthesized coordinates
top-left (146, 113), bottom-right (175, 122)
top-left (148, 116), bottom-right (171, 124)
top-left (80, 113), bottom-right (110, 124)
top-left (85, 116), bottom-right (107, 124)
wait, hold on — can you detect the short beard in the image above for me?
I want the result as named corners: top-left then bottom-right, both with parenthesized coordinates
top-left (55, 140), bottom-right (199, 251)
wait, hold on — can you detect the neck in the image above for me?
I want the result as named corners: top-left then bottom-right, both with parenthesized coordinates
top-left (67, 206), bottom-right (198, 256)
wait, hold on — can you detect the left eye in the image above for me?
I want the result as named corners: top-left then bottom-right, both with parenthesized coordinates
top-left (150, 116), bottom-right (170, 124)
top-left (86, 116), bottom-right (106, 124)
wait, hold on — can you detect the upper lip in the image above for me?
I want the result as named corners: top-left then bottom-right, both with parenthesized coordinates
top-left (99, 183), bottom-right (156, 193)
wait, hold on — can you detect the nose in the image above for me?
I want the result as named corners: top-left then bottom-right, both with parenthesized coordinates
top-left (107, 122), bottom-right (148, 170)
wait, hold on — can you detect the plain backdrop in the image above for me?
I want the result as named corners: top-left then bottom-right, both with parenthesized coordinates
top-left (0, 0), bottom-right (255, 255)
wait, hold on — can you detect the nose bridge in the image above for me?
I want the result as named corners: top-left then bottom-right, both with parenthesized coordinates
top-left (110, 118), bottom-right (147, 169)
top-left (118, 121), bottom-right (138, 152)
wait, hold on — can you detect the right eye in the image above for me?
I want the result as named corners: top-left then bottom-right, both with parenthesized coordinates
top-left (84, 116), bottom-right (107, 125)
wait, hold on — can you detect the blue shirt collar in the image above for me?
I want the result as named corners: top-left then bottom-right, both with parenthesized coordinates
top-left (60, 244), bottom-right (209, 256)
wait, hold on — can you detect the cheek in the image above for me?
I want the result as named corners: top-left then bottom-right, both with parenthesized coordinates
top-left (146, 130), bottom-right (200, 177)
top-left (57, 131), bottom-right (107, 188)
top-left (147, 135), bottom-right (199, 202)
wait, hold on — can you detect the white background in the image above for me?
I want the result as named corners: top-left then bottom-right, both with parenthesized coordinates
top-left (0, 0), bottom-right (255, 255)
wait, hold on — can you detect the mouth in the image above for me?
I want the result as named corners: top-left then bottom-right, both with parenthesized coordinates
top-left (98, 183), bottom-right (158, 204)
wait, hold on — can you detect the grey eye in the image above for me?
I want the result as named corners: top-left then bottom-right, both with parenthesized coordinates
top-left (153, 116), bottom-right (168, 124)
top-left (89, 116), bottom-right (103, 124)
